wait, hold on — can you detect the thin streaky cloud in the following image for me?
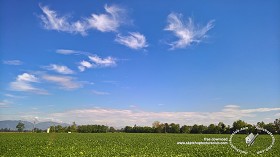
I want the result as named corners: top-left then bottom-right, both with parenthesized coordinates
top-left (55, 49), bottom-right (118, 72)
top-left (43, 64), bottom-right (74, 74)
top-left (56, 49), bottom-right (92, 56)
top-left (49, 105), bottom-right (280, 126)
top-left (3, 60), bottom-right (23, 65)
top-left (10, 73), bottom-right (48, 95)
top-left (56, 49), bottom-right (77, 55)
top-left (92, 90), bottom-right (110, 95)
top-left (115, 32), bottom-right (148, 50)
top-left (88, 55), bottom-right (116, 67)
top-left (0, 100), bottom-right (12, 108)
top-left (39, 5), bottom-right (87, 35)
top-left (42, 74), bottom-right (82, 90)
top-left (164, 13), bottom-right (214, 49)
top-left (4, 94), bottom-right (25, 99)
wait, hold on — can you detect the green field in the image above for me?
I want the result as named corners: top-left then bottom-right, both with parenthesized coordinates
top-left (0, 133), bottom-right (279, 156)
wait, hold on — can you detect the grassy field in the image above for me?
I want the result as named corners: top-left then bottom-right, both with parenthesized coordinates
top-left (0, 133), bottom-right (279, 156)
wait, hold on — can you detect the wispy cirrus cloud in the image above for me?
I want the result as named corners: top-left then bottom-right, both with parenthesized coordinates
top-left (92, 90), bottom-right (110, 95)
top-left (88, 55), bottom-right (116, 67)
top-left (115, 32), bottom-right (148, 50)
top-left (43, 64), bottom-right (74, 74)
top-left (78, 55), bottom-right (117, 72)
top-left (42, 74), bottom-right (82, 90)
top-left (3, 60), bottom-right (23, 65)
top-left (39, 5), bottom-right (88, 36)
top-left (39, 5), bottom-right (147, 50)
top-left (55, 49), bottom-right (118, 72)
top-left (56, 49), bottom-right (77, 55)
top-left (4, 94), bottom-right (25, 99)
top-left (49, 105), bottom-right (280, 127)
top-left (10, 73), bottom-right (48, 95)
top-left (87, 4), bottom-right (126, 32)
top-left (0, 100), bottom-right (12, 108)
top-left (39, 4), bottom-right (126, 35)
top-left (164, 13), bottom-right (214, 49)
top-left (78, 61), bottom-right (93, 72)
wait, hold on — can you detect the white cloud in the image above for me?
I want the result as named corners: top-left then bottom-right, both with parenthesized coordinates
top-left (115, 32), bottom-right (148, 50)
top-left (17, 73), bottom-right (39, 82)
top-left (79, 55), bottom-right (116, 72)
top-left (10, 81), bottom-right (38, 92)
top-left (78, 60), bottom-right (93, 72)
top-left (3, 60), bottom-right (23, 65)
top-left (4, 94), bottom-right (25, 99)
top-left (92, 90), bottom-right (110, 95)
top-left (78, 66), bottom-right (85, 72)
top-left (242, 108), bottom-right (280, 113)
top-left (42, 75), bottom-right (82, 90)
top-left (164, 13), bottom-right (214, 49)
top-left (55, 49), bottom-right (117, 72)
top-left (39, 5), bottom-right (148, 49)
top-left (39, 5), bottom-right (87, 35)
top-left (56, 49), bottom-right (77, 55)
top-left (10, 73), bottom-right (48, 95)
top-left (49, 105), bottom-right (280, 127)
top-left (87, 4), bottom-right (125, 32)
top-left (88, 55), bottom-right (116, 67)
top-left (44, 64), bottom-right (74, 74)
top-left (0, 100), bottom-right (12, 108)
top-left (39, 4), bottom-right (126, 35)
top-left (80, 60), bottom-right (92, 68)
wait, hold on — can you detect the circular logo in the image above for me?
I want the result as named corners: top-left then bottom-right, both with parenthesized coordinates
top-left (229, 126), bottom-right (275, 154)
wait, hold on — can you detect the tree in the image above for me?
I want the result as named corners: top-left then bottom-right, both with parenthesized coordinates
top-left (109, 127), bottom-right (116, 133)
top-left (16, 121), bottom-right (25, 132)
top-left (218, 122), bottom-right (226, 134)
top-left (257, 121), bottom-right (265, 128)
top-left (274, 118), bottom-right (280, 134)
top-left (246, 124), bottom-right (256, 134)
top-left (152, 121), bottom-right (160, 128)
top-left (207, 124), bottom-right (219, 134)
top-left (264, 123), bottom-right (277, 134)
top-left (124, 126), bottom-right (133, 133)
top-left (50, 126), bottom-right (55, 133)
top-left (34, 128), bottom-right (43, 133)
top-left (180, 125), bottom-right (191, 133)
top-left (164, 123), bottom-right (169, 133)
top-left (70, 122), bottom-right (77, 132)
top-left (190, 124), bottom-right (199, 133)
top-left (169, 123), bottom-right (180, 133)
top-left (56, 125), bottom-right (64, 133)
top-left (152, 121), bottom-right (163, 133)
top-left (232, 120), bottom-right (247, 133)
top-left (225, 125), bottom-right (231, 134)
top-left (198, 125), bottom-right (207, 134)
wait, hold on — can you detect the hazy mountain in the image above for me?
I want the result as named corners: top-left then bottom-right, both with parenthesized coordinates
top-left (35, 121), bottom-right (69, 130)
top-left (0, 120), bottom-right (69, 131)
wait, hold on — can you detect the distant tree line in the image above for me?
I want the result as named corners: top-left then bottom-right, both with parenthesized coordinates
top-left (49, 123), bottom-right (109, 133)
top-left (2, 118), bottom-right (279, 134)
top-left (122, 119), bottom-right (280, 134)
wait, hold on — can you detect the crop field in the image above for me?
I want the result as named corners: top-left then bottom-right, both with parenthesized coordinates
top-left (0, 133), bottom-right (279, 157)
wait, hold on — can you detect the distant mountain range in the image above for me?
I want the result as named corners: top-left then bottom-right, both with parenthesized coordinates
top-left (0, 120), bottom-right (69, 130)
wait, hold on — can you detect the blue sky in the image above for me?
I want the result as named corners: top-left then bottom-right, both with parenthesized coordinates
top-left (0, 0), bottom-right (279, 127)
